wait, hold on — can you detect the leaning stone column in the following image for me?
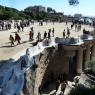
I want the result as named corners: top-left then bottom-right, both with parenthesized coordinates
top-left (91, 44), bottom-right (95, 60)
top-left (76, 47), bottom-right (83, 74)
top-left (84, 45), bottom-right (90, 69)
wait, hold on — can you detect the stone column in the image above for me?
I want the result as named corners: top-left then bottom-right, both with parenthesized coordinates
top-left (63, 51), bottom-right (75, 75)
top-left (63, 56), bottom-right (70, 75)
top-left (91, 44), bottom-right (95, 60)
top-left (84, 45), bottom-right (90, 69)
top-left (76, 47), bottom-right (83, 74)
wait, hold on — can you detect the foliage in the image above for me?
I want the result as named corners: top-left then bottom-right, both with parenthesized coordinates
top-left (47, 7), bottom-right (53, 13)
top-left (69, 0), bottom-right (79, 6)
top-left (88, 60), bottom-right (95, 73)
top-left (68, 84), bottom-right (95, 95)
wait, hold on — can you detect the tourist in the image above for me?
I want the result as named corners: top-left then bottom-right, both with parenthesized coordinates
top-left (56, 80), bottom-right (60, 92)
top-left (20, 23), bottom-right (24, 32)
top-left (52, 20), bottom-right (55, 25)
top-left (29, 31), bottom-right (32, 41)
top-left (15, 33), bottom-right (21, 45)
top-left (38, 86), bottom-right (42, 95)
top-left (30, 27), bottom-right (34, 39)
top-left (31, 27), bottom-right (34, 32)
top-left (17, 25), bottom-right (21, 32)
top-left (32, 31), bottom-right (34, 40)
top-left (48, 31), bottom-right (51, 39)
top-left (78, 24), bottom-right (81, 31)
top-left (71, 24), bottom-right (74, 29)
top-left (52, 28), bottom-right (55, 37)
top-left (44, 31), bottom-right (47, 39)
top-left (75, 24), bottom-right (77, 31)
top-left (48, 28), bottom-right (51, 33)
top-left (9, 35), bottom-right (14, 46)
top-left (66, 21), bottom-right (67, 25)
top-left (36, 32), bottom-right (41, 41)
top-left (83, 28), bottom-right (85, 33)
top-left (74, 76), bottom-right (80, 86)
top-left (63, 29), bottom-right (66, 38)
top-left (46, 20), bottom-right (47, 25)
top-left (61, 81), bottom-right (67, 93)
top-left (67, 27), bottom-right (70, 38)
top-left (41, 21), bottom-right (43, 26)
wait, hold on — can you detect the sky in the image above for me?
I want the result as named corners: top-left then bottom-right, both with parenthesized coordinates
top-left (0, 0), bottom-right (95, 17)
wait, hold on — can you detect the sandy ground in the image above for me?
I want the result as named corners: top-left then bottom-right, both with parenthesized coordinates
top-left (0, 22), bottom-right (94, 61)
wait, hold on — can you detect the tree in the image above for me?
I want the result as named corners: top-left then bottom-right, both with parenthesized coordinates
top-left (69, 0), bottom-right (79, 5)
top-left (47, 7), bottom-right (53, 13)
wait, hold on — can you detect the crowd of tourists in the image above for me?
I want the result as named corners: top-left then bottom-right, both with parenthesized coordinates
top-left (7, 20), bottom-right (91, 46)
top-left (0, 20), bottom-right (35, 31)
top-left (0, 20), bottom-right (12, 31)
top-left (9, 27), bottom-right (55, 46)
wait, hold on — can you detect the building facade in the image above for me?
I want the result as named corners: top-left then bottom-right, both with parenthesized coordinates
top-left (24, 5), bottom-right (46, 13)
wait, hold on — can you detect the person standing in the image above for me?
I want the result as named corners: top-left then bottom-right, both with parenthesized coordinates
top-left (56, 80), bottom-right (60, 92)
top-left (17, 25), bottom-right (20, 32)
top-left (52, 28), bottom-right (55, 37)
top-left (75, 24), bottom-right (77, 31)
top-left (37, 32), bottom-right (41, 41)
top-left (31, 27), bottom-right (34, 32)
top-left (63, 29), bottom-right (66, 38)
top-left (48, 31), bottom-right (51, 39)
top-left (20, 24), bottom-right (24, 32)
top-left (29, 31), bottom-right (32, 41)
top-left (44, 31), bottom-right (47, 39)
top-left (67, 27), bottom-right (70, 38)
top-left (30, 27), bottom-right (34, 39)
top-left (38, 86), bottom-right (42, 95)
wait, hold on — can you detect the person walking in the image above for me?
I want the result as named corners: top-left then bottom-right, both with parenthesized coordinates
top-left (9, 35), bottom-right (14, 46)
top-left (15, 33), bottom-right (21, 45)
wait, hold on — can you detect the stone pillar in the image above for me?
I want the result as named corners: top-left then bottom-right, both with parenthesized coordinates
top-left (91, 44), bottom-right (95, 60)
top-left (63, 56), bottom-right (70, 75)
top-left (76, 47), bottom-right (83, 74)
top-left (84, 45), bottom-right (90, 69)
top-left (63, 50), bottom-right (75, 75)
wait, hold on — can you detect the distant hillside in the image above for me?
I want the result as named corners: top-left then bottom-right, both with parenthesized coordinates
top-left (0, 5), bottom-right (64, 20)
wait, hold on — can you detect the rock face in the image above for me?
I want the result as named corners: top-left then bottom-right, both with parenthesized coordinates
top-left (21, 46), bottom-right (66, 95)
top-left (18, 47), bottom-right (56, 95)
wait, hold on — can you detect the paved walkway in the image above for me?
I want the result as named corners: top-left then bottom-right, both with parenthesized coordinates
top-left (0, 22), bottom-right (93, 61)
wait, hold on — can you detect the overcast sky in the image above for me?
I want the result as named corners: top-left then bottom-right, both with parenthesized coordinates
top-left (0, 0), bottom-right (95, 16)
